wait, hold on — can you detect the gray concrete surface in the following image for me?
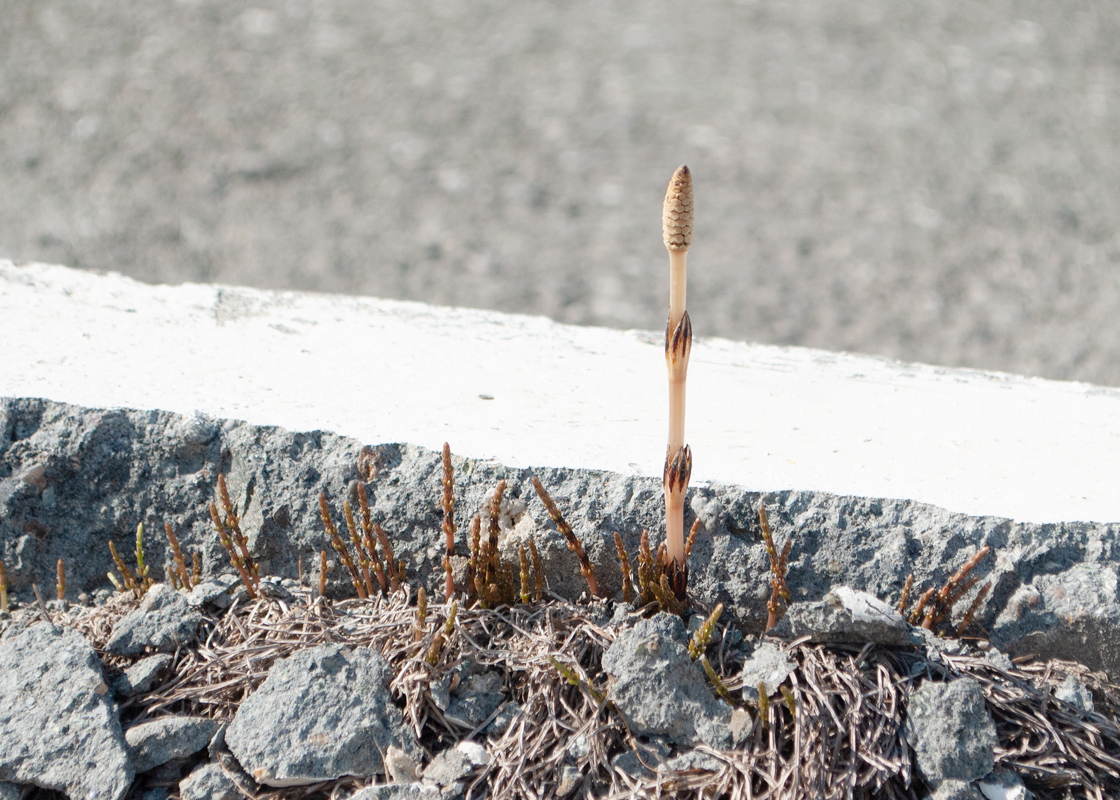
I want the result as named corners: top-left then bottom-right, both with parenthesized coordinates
top-left (1, 1), bottom-right (1118, 385)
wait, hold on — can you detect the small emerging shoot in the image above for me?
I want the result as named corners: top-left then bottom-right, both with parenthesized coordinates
top-left (897, 574), bottom-right (914, 616)
top-left (759, 503), bottom-right (792, 630)
top-left (357, 484), bottom-right (388, 594)
top-left (780, 685), bottom-right (797, 719)
top-left (528, 536), bottom-right (544, 602)
top-left (757, 682), bottom-right (770, 731)
top-left (134, 522), bottom-right (152, 592)
top-left (375, 523), bottom-right (401, 592)
top-left (700, 657), bottom-right (733, 703)
top-left (56, 558), bottom-right (65, 602)
top-left (109, 539), bottom-right (141, 598)
top-left (531, 476), bottom-right (601, 598)
top-left (211, 475), bottom-right (257, 599)
top-left (320, 493), bottom-right (365, 598)
top-left (613, 532), bottom-right (633, 605)
top-left (318, 550), bottom-right (328, 597)
top-left (0, 557), bottom-right (8, 612)
top-left (164, 522), bottom-right (193, 591)
top-left (518, 546), bottom-right (530, 604)
top-left (441, 443), bottom-right (456, 601)
top-left (689, 603), bottom-right (723, 660)
top-left (414, 586), bottom-right (428, 642)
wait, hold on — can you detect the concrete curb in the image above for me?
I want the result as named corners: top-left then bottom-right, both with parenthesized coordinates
top-left (3, 260), bottom-right (1118, 524)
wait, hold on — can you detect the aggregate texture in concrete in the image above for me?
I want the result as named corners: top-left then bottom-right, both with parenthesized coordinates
top-left (2, 397), bottom-right (1120, 675)
top-left (1, 1), bottom-right (1119, 386)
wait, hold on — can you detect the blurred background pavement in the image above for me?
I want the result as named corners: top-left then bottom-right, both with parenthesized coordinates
top-left (1, 0), bottom-right (1118, 385)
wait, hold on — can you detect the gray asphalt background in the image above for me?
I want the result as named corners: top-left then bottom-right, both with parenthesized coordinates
top-left (2, 1), bottom-right (1118, 386)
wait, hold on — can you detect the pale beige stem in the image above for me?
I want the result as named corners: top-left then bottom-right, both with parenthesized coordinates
top-left (668, 249), bottom-right (689, 455)
top-left (662, 165), bottom-right (694, 585)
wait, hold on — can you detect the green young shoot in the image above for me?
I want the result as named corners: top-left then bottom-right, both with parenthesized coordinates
top-left (689, 603), bottom-right (724, 660)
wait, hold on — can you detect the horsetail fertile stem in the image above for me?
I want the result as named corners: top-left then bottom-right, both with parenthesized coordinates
top-left (56, 559), bottom-right (65, 601)
top-left (663, 165), bottom-right (694, 599)
top-left (441, 443), bottom-right (457, 601)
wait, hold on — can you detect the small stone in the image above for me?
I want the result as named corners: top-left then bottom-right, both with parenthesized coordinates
top-left (977, 769), bottom-right (1035, 800)
top-left (126, 716), bottom-right (220, 773)
top-left (115, 653), bottom-right (174, 696)
top-left (226, 644), bottom-right (417, 786)
top-left (904, 678), bottom-right (996, 787)
top-left (567, 735), bottom-right (589, 760)
top-left (0, 782), bottom-right (24, 800)
top-left (729, 707), bottom-right (753, 747)
top-left (185, 575), bottom-right (240, 609)
top-left (179, 762), bottom-right (240, 800)
top-left (386, 745), bottom-right (419, 783)
top-left (770, 586), bottom-right (920, 647)
top-left (602, 613), bottom-right (732, 749)
top-left (142, 788), bottom-right (170, 800)
top-left (610, 739), bottom-right (670, 778)
top-left (423, 742), bottom-right (480, 786)
top-left (350, 785), bottom-right (442, 800)
top-left (257, 578), bottom-right (295, 603)
top-left (445, 673), bottom-right (505, 729)
top-left (106, 584), bottom-right (204, 655)
top-left (984, 649), bottom-right (1014, 672)
top-left (928, 779), bottom-right (983, 800)
top-left (739, 642), bottom-right (795, 702)
top-left (486, 701), bottom-right (521, 735)
top-left (556, 765), bottom-right (582, 795)
top-left (1054, 675), bottom-right (1094, 713)
top-left (0, 623), bottom-right (133, 800)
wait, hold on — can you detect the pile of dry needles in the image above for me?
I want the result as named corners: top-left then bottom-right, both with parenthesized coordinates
top-left (58, 579), bottom-right (1120, 800)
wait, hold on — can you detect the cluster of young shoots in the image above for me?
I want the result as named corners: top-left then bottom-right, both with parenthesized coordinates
top-left (898, 544), bottom-right (992, 638)
top-left (104, 473), bottom-right (254, 602)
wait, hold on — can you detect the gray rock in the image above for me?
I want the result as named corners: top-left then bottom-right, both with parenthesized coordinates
top-left (445, 668), bottom-right (505, 728)
top-left (0, 782), bottom-right (24, 800)
top-left (0, 623), bottom-right (133, 800)
top-left (351, 786), bottom-right (442, 800)
top-left (984, 649), bottom-right (1014, 672)
top-left (142, 788), bottom-right (170, 800)
top-left (977, 769), bottom-right (1034, 800)
top-left (1055, 675), bottom-right (1094, 712)
top-left (739, 642), bottom-right (795, 703)
top-left (445, 694), bottom-right (504, 729)
top-left (178, 762), bottom-right (239, 800)
top-left (610, 740), bottom-right (671, 779)
top-left (601, 613), bottom-right (732, 749)
top-left (226, 644), bottom-right (417, 787)
top-left (928, 780), bottom-right (983, 800)
top-left (992, 563), bottom-right (1120, 674)
top-left (115, 653), bottom-right (174, 697)
top-left (905, 678), bottom-right (997, 787)
top-left (185, 575), bottom-right (240, 609)
top-left (106, 584), bottom-right (204, 655)
top-left (485, 702), bottom-right (521, 736)
top-left (422, 741), bottom-right (487, 786)
top-left (125, 716), bottom-right (220, 773)
top-left (769, 586), bottom-right (920, 647)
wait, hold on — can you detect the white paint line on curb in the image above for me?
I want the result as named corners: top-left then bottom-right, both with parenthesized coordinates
top-left (2, 260), bottom-right (1118, 524)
